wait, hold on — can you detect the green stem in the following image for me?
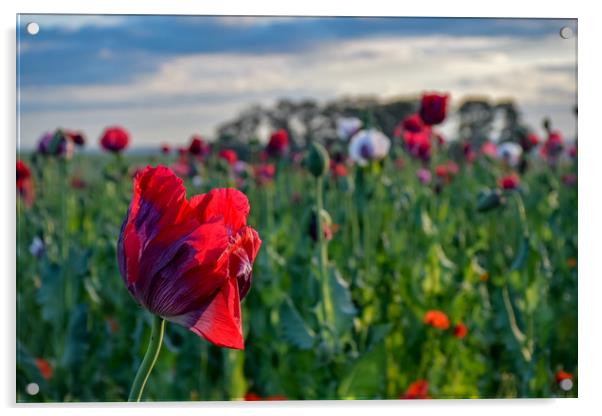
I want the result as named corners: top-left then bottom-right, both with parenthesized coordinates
top-left (316, 177), bottom-right (333, 337)
top-left (128, 315), bottom-right (166, 402)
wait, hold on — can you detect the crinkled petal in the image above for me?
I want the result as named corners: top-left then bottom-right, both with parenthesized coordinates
top-left (190, 188), bottom-right (249, 233)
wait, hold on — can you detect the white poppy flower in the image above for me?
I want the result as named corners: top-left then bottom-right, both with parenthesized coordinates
top-left (337, 117), bottom-right (362, 140)
top-left (496, 142), bottom-right (522, 167)
top-left (348, 129), bottom-right (391, 166)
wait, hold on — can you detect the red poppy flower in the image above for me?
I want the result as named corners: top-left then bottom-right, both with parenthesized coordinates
top-left (520, 133), bottom-right (539, 152)
top-left (266, 129), bottom-right (289, 157)
top-left (16, 160), bottom-right (34, 206)
top-left (70, 176), bottom-right (87, 189)
top-left (219, 149), bottom-right (238, 165)
top-left (453, 322), bottom-right (468, 339)
top-left (244, 392), bottom-right (261, 401)
top-left (498, 174), bottom-right (520, 190)
top-left (100, 126), bottom-right (129, 153)
top-left (34, 358), bottom-right (53, 380)
top-left (254, 163), bottom-right (275, 185)
top-left (419, 93), bottom-right (448, 126)
top-left (435, 165), bottom-right (448, 178)
top-left (403, 130), bottom-right (431, 162)
top-left (540, 131), bottom-right (563, 161)
top-left (400, 380), bottom-right (430, 399)
top-left (555, 370), bottom-right (572, 384)
top-left (423, 310), bottom-right (450, 330)
top-left (189, 136), bottom-right (209, 157)
top-left (402, 113), bottom-right (426, 133)
top-left (331, 162), bottom-right (348, 178)
top-left (117, 166), bottom-right (261, 349)
top-left (463, 142), bottom-right (476, 162)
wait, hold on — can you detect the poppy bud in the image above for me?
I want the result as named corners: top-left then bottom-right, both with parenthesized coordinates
top-left (305, 142), bottom-right (330, 178)
top-left (476, 188), bottom-right (505, 212)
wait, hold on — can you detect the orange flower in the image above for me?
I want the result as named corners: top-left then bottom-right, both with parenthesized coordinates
top-left (566, 258), bottom-right (577, 268)
top-left (555, 370), bottom-right (572, 384)
top-left (423, 310), bottom-right (450, 330)
top-left (34, 358), bottom-right (53, 380)
top-left (400, 380), bottom-right (430, 399)
top-left (453, 322), bottom-right (468, 339)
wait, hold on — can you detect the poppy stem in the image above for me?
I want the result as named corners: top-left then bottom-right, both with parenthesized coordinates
top-left (316, 177), bottom-right (333, 336)
top-left (128, 314), bottom-right (165, 402)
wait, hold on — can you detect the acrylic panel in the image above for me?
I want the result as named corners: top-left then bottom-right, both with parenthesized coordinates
top-left (16, 14), bottom-right (577, 402)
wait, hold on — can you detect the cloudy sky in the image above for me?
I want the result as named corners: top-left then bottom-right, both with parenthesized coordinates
top-left (17, 15), bottom-right (577, 149)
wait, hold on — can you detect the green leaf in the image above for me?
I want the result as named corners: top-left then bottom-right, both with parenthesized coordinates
top-left (279, 297), bottom-right (316, 350)
top-left (61, 304), bottom-right (89, 369)
top-left (329, 266), bottom-right (357, 335)
top-left (36, 260), bottom-right (63, 323)
top-left (337, 343), bottom-right (385, 399)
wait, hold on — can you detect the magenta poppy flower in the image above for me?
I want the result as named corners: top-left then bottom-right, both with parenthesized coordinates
top-left (100, 126), bottom-right (129, 153)
top-left (419, 93), bottom-right (449, 125)
top-left (117, 166), bottom-right (261, 349)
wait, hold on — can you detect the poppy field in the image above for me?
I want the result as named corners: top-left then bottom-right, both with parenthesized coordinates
top-left (16, 95), bottom-right (578, 402)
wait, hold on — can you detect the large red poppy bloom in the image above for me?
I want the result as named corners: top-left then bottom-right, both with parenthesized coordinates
top-left (266, 129), bottom-right (289, 157)
top-left (423, 310), bottom-right (450, 330)
top-left (419, 93), bottom-right (448, 126)
top-left (453, 322), bottom-right (468, 339)
top-left (400, 380), bottom-right (430, 399)
top-left (100, 126), bottom-right (129, 153)
top-left (117, 166), bottom-right (261, 349)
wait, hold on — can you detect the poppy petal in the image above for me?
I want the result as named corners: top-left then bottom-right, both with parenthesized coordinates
top-left (187, 277), bottom-right (244, 349)
top-left (190, 188), bottom-right (249, 233)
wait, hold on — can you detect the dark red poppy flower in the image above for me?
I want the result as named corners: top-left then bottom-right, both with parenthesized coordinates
top-left (34, 358), bottom-right (53, 380)
top-left (160, 144), bottom-right (171, 155)
top-left (16, 160), bottom-right (34, 206)
top-left (188, 135), bottom-right (210, 157)
top-left (463, 142), bottom-right (476, 163)
top-left (540, 131), bottom-right (563, 161)
top-left (555, 370), bottom-right (572, 384)
top-left (219, 149), bottom-right (238, 165)
top-left (423, 310), bottom-right (450, 330)
top-left (266, 129), bottom-right (289, 157)
top-left (16, 160), bottom-right (30, 190)
top-left (453, 322), bottom-right (468, 339)
top-left (400, 380), bottom-right (430, 399)
top-left (568, 144), bottom-right (577, 158)
top-left (117, 166), bottom-right (261, 349)
top-left (402, 113), bottom-right (426, 133)
top-left (498, 174), bottom-right (520, 190)
top-left (66, 130), bottom-right (86, 146)
top-left (419, 93), bottom-right (449, 126)
top-left (100, 126), bottom-right (129, 153)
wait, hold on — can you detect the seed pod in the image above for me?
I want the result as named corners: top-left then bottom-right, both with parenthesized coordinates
top-left (476, 188), bottom-right (505, 212)
top-left (305, 142), bottom-right (330, 178)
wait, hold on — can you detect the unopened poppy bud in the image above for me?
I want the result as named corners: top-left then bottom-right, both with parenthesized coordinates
top-left (305, 142), bottom-right (330, 178)
top-left (476, 188), bottom-right (505, 212)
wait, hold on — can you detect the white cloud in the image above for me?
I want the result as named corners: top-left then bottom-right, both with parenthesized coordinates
top-left (19, 33), bottom-right (577, 148)
top-left (19, 14), bottom-right (126, 31)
